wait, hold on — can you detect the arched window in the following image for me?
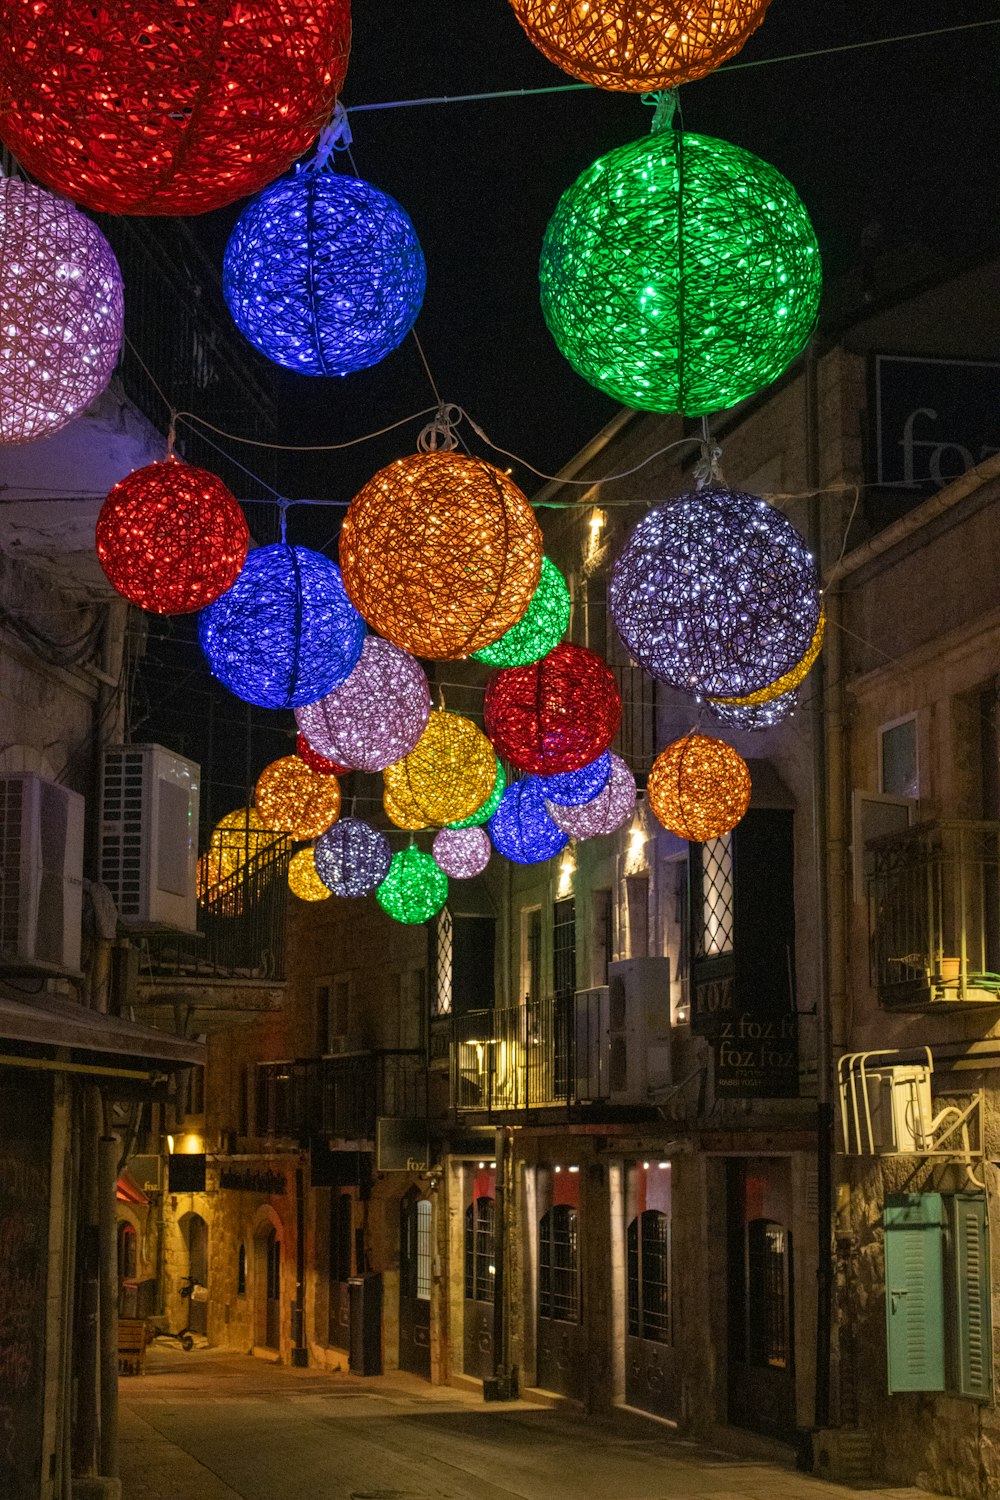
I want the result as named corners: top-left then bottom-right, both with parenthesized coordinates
top-left (539, 1205), bottom-right (579, 1323)
top-left (237, 1243), bottom-right (247, 1297)
top-left (464, 1197), bottom-right (495, 1303)
top-left (627, 1209), bottom-right (670, 1343)
top-left (117, 1220), bottom-right (137, 1283)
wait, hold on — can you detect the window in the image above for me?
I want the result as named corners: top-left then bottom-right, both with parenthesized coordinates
top-left (238, 1066), bottom-right (249, 1137)
top-left (884, 1192), bottom-right (991, 1400)
top-left (237, 1243), bottom-right (247, 1297)
top-left (464, 1197), bottom-right (496, 1303)
top-left (880, 715), bottom-right (918, 799)
top-left (700, 836), bottom-right (734, 958)
top-left (117, 1220), bottom-right (137, 1283)
top-left (315, 981), bottom-right (331, 1053)
top-left (627, 1210), bottom-right (670, 1343)
top-left (331, 978), bottom-right (350, 1046)
top-left (747, 1219), bottom-right (792, 1369)
top-left (433, 907), bottom-right (453, 1016)
top-left (625, 875), bottom-right (649, 959)
top-left (552, 898), bottom-right (576, 1002)
top-left (521, 907), bottom-right (542, 1005)
top-left (255, 1062), bottom-right (293, 1136)
top-left (592, 889), bottom-right (612, 985)
top-left (539, 1205), bottom-right (580, 1323)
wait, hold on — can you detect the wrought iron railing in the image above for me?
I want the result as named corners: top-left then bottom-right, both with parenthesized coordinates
top-left (254, 1051), bottom-right (427, 1141)
top-left (452, 996), bottom-right (582, 1113)
top-left (867, 820), bottom-right (1000, 1005)
top-left (138, 839), bottom-right (292, 984)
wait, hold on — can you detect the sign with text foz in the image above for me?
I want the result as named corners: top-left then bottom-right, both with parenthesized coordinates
top-left (870, 353), bottom-right (1000, 497)
top-left (689, 809), bottom-right (799, 1098)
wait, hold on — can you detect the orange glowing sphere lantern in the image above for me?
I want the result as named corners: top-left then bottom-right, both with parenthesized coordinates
top-left (647, 733), bottom-right (751, 842)
top-left (506, 0), bottom-right (772, 92)
top-left (339, 450), bottom-right (542, 659)
top-left (254, 756), bottom-right (341, 840)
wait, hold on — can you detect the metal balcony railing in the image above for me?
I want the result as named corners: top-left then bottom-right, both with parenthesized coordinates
top-left (867, 820), bottom-right (1000, 1006)
top-left (452, 996), bottom-right (577, 1113)
top-left (139, 839), bottom-right (292, 984)
top-left (254, 1051), bottom-right (428, 1142)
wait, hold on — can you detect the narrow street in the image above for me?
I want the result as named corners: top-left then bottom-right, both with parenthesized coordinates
top-left (120, 1349), bottom-right (951, 1500)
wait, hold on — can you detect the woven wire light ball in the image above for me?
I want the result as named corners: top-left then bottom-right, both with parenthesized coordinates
top-left (472, 556), bottom-right (571, 668)
top-left (288, 847), bottom-right (331, 902)
top-left (96, 460), bottom-right (248, 614)
top-left (296, 732), bottom-right (348, 778)
top-left (508, 0), bottom-right (771, 91)
top-left (432, 826), bottom-right (491, 880)
top-left (541, 749), bottom-right (612, 807)
top-left (198, 544), bottom-right (364, 709)
top-left (647, 734), bottom-right (751, 841)
top-left (340, 451), bottom-right (542, 659)
top-left (383, 784), bottom-right (431, 832)
top-left (314, 817), bottom-right (391, 897)
top-left (448, 758), bottom-right (506, 829)
top-left (547, 752), bottom-right (637, 838)
top-left (610, 487), bottom-right (820, 699)
top-left (294, 635), bottom-right (429, 772)
top-left (0, 179), bottom-right (123, 445)
top-left (709, 606), bottom-right (825, 708)
top-left (383, 710), bottom-right (496, 827)
top-left (0, 0), bottom-right (351, 216)
top-left (488, 778), bottom-right (568, 865)
top-left (377, 846), bottom-right (448, 925)
top-left (710, 689), bottom-right (798, 731)
top-left (224, 169), bottom-right (426, 376)
top-left (539, 129), bottom-right (821, 416)
top-left (255, 755), bottom-right (340, 839)
top-left (484, 642), bottom-right (622, 775)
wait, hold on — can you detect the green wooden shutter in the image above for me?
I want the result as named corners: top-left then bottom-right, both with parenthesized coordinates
top-left (884, 1193), bottom-right (946, 1393)
top-left (950, 1193), bottom-right (992, 1401)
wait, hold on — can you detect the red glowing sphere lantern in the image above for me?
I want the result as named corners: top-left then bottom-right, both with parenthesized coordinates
top-left (484, 642), bottom-right (622, 775)
top-left (0, 0), bottom-right (352, 216)
top-left (96, 460), bottom-right (249, 614)
top-left (295, 733), bottom-right (348, 779)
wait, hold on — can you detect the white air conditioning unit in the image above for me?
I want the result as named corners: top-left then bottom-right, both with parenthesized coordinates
top-left (574, 985), bottom-right (609, 1102)
top-left (0, 774), bottom-right (84, 972)
top-left (858, 1064), bottom-right (934, 1154)
top-left (100, 745), bottom-right (199, 932)
top-left (608, 957), bottom-right (672, 1104)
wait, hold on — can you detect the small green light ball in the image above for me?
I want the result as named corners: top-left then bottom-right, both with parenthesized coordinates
top-left (473, 557), bottom-right (571, 668)
top-left (448, 758), bottom-right (506, 829)
top-left (376, 846), bottom-right (448, 924)
top-left (539, 130), bottom-right (822, 416)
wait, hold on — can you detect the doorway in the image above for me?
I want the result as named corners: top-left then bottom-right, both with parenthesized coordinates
top-left (536, 1169), bottom-right (585, 1400)
top-left (463, 1166), bottom-right (496, 1380)
top-left (182, 1212), bottom-right (208, 1337)
top-left (328, 1193), bottom-right (352, 1350)
top-left (257, 1226), bottom-right (281, 1351)
top-left (727, 1158), bottom-right (796, 1439)
top-left (624, 1161), bottom-right (678, 1419)
top-left (399, 1189), bottom-right (431, 1377)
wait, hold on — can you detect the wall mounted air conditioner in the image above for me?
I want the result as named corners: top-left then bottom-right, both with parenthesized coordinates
top-left (574, 985), bottom-right (609, 1102)
top-left (0, 774), bottom-right (84, 973)
top-left (608, 957), bottom-right (672, 1104)
top-left (100, 745), bottom-right (199, 932)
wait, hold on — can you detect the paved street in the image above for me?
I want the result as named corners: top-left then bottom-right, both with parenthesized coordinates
top-left (120, 1348), bottom-right (954, 1500)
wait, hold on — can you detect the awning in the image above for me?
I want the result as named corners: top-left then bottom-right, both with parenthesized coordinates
top-left (0, 991), bottom-right (204, 1074)
top-left (116, 1168), bottom-right (149, 1205)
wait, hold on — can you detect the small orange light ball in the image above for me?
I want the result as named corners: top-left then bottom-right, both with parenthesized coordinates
top-left (647, 733), bottom-right (751, 841)
top-left (383, 710), bottom-right (497, 827)
top-left (339, 451), bottom-right (543, 659)
top-left (288, 847), bottom-right (332, 902)
top-left (507, 0), bottom-right (772, 93)
top-left (255, 756), bottom-right (341, 839)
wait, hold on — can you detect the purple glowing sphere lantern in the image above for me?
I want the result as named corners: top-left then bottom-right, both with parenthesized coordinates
top-left (314, 817), bottom-right (392, 898)
top-left (295, 635), bottom-right (430, 772)
top-left (546, 753), bottom-right (637, 838)
top-left (432, 826), bottom-right (491, 880)
top-left (488, 777), bottom-right (568, 865)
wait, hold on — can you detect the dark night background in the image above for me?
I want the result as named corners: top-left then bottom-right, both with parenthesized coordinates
top-left (130, 0), bottom-right (1000, 825)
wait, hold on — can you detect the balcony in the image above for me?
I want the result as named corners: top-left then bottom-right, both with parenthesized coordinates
top-left (134, 841), bottom-right (291, 1031)
top-left (255, 1051), bottom-right (427, 1144)
top-left (867, 820), bottom-right (1000, 1010)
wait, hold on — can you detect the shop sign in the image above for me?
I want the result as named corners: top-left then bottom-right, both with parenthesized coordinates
top-left (218, 1166), bottom-right (286, 1195)
top-left (871, 354), bottom-right (1000, 495)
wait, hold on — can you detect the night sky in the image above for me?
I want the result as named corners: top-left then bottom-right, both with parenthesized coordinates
top-left (134, 0), bottom-right (1000, 817)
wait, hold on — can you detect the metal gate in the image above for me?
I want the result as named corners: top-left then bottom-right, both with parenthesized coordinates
top-left (399, 1191), bottom-right (431, 1378)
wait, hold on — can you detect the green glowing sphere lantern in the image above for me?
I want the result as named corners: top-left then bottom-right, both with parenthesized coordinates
top-left (539, 129), bottom-right (821, 416)
top-left (376, 845), bottom-right (448, 925)
top-left (473, 557), bottom-right (571, 668)
top-left (448, 758), bottom-right (506, 830)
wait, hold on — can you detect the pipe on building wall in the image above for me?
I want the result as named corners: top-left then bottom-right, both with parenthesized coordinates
top-left (98, 1129), bottom-right (119, 1479)
top-left (73, 1085), bottom-right (101, 1476)
top-left (292, 1161), bottom-right (308, 1366)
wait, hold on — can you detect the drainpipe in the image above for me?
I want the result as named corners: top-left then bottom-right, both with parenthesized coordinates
top-left (291, 1160), bottom-right (308, 1366)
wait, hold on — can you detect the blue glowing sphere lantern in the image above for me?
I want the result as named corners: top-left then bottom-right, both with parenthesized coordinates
top-left (198, 543), bottom-right (365, 709)
top-left (540, 750), bottom-right (612, 807)
top-left (488, 777), bottom-right (568, 865)
top-left (223, 168), bottom-right (427, 376)
top-left (314, 817), bottom-right (392, 898)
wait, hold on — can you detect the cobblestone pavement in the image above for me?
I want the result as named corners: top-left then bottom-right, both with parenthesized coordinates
top-left (120, 1348), bottom-right (956, 1500)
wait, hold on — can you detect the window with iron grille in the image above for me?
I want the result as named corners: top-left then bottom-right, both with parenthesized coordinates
top-left (255, 1062), bottom-right (293, 1136)
top-left (433, 907), bottom-right (453, 1016)
top-left (464, 1197), bottom-right (496, 1303)
top-left (592, 889), bottom-right (612, 984)
top-left (627, 1209), bottom-right (671, 1343)
top-left (522, 907), bottom-right (542, 1004)
top-left (539, 1205), bottom-right (580, 1322)
top-left (415, 1198), bottom-right (432, 1300)
top-left (747, 1219), bottom-right (791, 1369)
top-left (700, 836), bottom-right (734, 957)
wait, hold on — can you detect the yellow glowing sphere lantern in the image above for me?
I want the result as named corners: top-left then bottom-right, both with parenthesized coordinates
top-left (254, 755), bottom-right (341, 839)
top-left (709, 607), bottom-right (826, 709)
top-left (288, 847), bottom-right (332, 902)
top-left (506, 0), bottom-right (772, 92)
top-left (383, 783), bottom-right (431, 832)
top-left (647, 733), bottom-right (751, 842)
top-left (197, 850), bottom-right (243, 915)
top-left (209, 806), bottom-right (283, 881)
top-left (382, 710), bottom-right (496, 827)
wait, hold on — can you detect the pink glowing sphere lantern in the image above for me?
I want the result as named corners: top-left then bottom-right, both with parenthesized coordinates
top-left (546, 753), bottom-right (637, 838)
top-left (295, 635), bottom-right (430, 772)
top-left (432, 826), bottom-right (491, 879)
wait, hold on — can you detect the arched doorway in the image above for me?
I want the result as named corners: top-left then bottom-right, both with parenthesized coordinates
top-left (537, 1197), bottom-right (584, 1400)
top-left (624, 1161), bottom-right (677, 1420)
top-left (727, 1158), bottom-right (796, 1438)
top-left (179, 1212), bottom-right (209, 1336)
top-left (399, 1188), bottom-right (431, 1378)
top-left (463, 1167), bottom-right (496, 1380)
